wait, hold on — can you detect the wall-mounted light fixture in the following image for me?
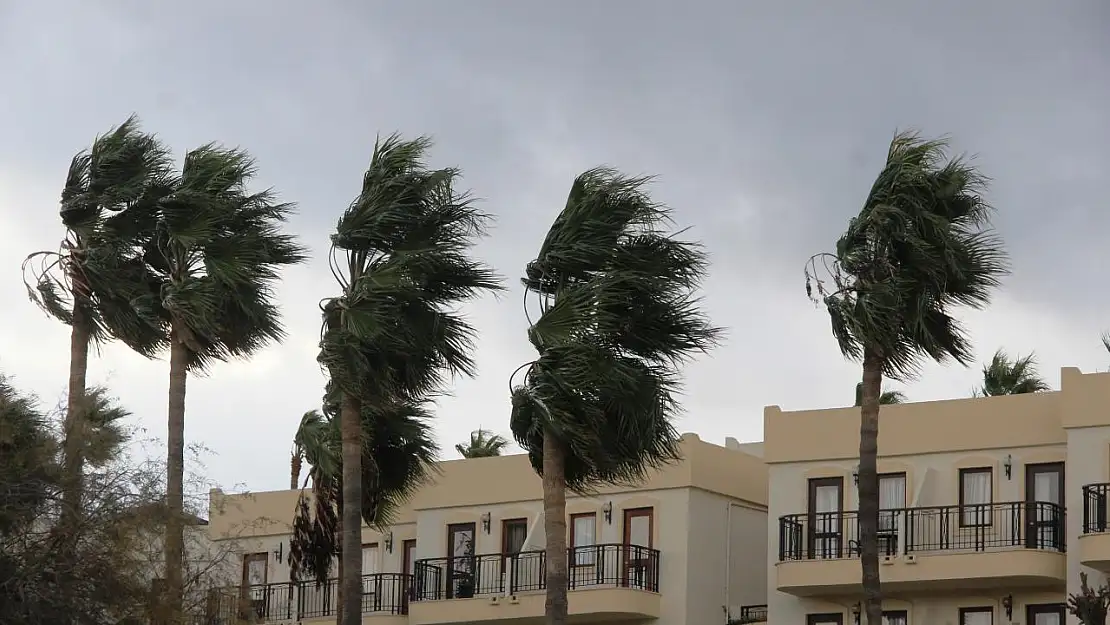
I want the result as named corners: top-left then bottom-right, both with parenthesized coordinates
top-left (272, 541), bottom-right (284, 562)
top-left (1004, 454), bottom-right (1012, 480)
top-left (1001, 594), bottom-right (1013, 620)
top-left (850, 602), bottom-right (861, 624)
top-left (852, 465), bottom-right (860, 486)
top-left (602, 501), bottom-right (613, 524)
top-left (384, 531), bottom-right (394, 553)
top-left (481, 512), bottom-right (491, 534)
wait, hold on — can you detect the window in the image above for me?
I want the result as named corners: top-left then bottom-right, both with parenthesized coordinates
top-left (502, 519), bottom-right (528, 555)
top-left (883, 610), bottom-right (908, 625)
top-left (807, 614), bottom-right (844, 625)
top-left (242, 552), bottom-right (268, 587)
top-left (960, 607), bottom-right (993, 625)
top-left (959, 467), bottom-right (992, 526)
top-left (570, 513), bottom-right (597, 565)
top-left (808, 477), bottom-right (843, 558)
top-left (878, 472), bottom-right (906, 539)
top-left (362, 542), bottom-right (379, 576)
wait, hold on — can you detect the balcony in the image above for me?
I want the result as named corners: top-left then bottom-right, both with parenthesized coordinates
top-left (1079, 483), bottom-right (1110, 570)
top-left (201, 573), bottom-right (411, 624)
top-left (408, 543), bottom-right (661, 624)
top-left (776, 502), bottom-right (1067, 596)
top-left (730, 604), bottom-right (768, 624)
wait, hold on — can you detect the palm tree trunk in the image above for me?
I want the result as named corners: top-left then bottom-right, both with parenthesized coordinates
top-left (61, 302), bottom-right (90, 530)
top-left (858, 347), bottom-right (883, 625)
top-left (335, 512), bottom-right (344, 625)
top-left (291, 453), bottom-right (302, 490)
top-left (340, 393), bottom-right (363, 625)
top-left (165, 325), bottom-right (189, 625)
top-left (542, 430), bottom-right (569, 625)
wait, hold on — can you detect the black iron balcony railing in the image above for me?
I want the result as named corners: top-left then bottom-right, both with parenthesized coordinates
top-left (778, 501), bottom-right (1065, 561)
top-left (735, 604), bottom-right (768, 623)
top-left (201, 573), bottom-right (412, 623)
top-left (412, 543), bottom-right (660, 600)
top-left (1083, 483), bottom-right (1110, 534)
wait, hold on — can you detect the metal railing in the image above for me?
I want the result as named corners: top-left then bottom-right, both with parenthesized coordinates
top-left (736, 604), bottom-right (768, 623)
top-left (201, 573), bottom-right (412, 623)
top-left (1083, 483), bottom-right (1110, 534)
top-left (412, 543), bottom-right (660, 600)
top-left (778, 501), bottom-right (1065, 561)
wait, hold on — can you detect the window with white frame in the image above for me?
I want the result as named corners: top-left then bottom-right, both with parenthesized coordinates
top-left (960, 607), bottom-right (993, 625)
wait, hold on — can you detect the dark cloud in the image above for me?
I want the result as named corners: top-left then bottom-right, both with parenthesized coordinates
top-left (1, 0), bottom-right (1107, 491)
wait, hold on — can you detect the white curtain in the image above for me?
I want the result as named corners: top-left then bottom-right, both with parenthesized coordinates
top-left (1034, 472), bottom-right (1061, 504)
top-left (362, 544), bottom-right (380, 575)
top-left (878, 475), bottom-right (905, 531)
top-left (962, 610), bottom-right (993, 625)
top-left (573, 515), bottom-right (596, 565)
top-left (883, 612), bottom-right (908, 625)
top-left (1033, 613), bottom-right (1061, 625)
top-left (961, 471), bottom-right (991, 525)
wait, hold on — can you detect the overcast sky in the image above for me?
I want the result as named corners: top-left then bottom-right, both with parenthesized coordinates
top-left (1, 1), bottom-right (1108, 494)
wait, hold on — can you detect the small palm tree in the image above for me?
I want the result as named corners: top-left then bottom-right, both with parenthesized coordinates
top-left (23, 116), bottom-right (171, 523)
top-left (315, 135), bottom-right (500, 625)
top-left (854, 383), bottom-right (907, 406)
top-left (805, 132), bottom-right (1008, 625)
top-left (976, 349), bottom-right (1050, 396)
top-left (456, 429), bottom-right (509, 458)
top-left (511, 168), bottom-right (720, 625)
top-left (130, 144), bottom-right (307, 621)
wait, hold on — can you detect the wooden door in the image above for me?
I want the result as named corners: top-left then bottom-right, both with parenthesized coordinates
top-left (622, 507), bottom-right (653, 588)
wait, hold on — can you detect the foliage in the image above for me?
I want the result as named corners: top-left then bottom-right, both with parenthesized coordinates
top-left (455, 428), bottom-right (510, 458)
top-left (975, 348), bottom-right (1051, 396)
top-left (510, 167), bottom-right (720, 490)
top-left (288, 388), bottom-right (440, 583)
top-left (22, 115), bottom-right (173, 355)
top-left (1068, 572), bottom-right (1110, 625)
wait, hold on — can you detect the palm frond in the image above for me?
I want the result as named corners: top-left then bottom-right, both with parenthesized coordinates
top-left (513, 168), bottom-right (721, 492)
top-left (456, 429), bottom-right (510, 458)
top-left (805, 131), bottom-right (1010, 380)
top-left (979, 348), bottom-right (1051, 396)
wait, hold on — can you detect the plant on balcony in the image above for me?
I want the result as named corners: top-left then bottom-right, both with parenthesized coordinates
top-left (1068, 572), bottom-right (1110, 625)
top-left (511, 168), bottom-right (721, 625)
top-left (305, 135), bottom-right (501, 625)
top-left (804, 132), bottom-right (1009, 625)
top-left (974, 348), bottom-right (1051, 396)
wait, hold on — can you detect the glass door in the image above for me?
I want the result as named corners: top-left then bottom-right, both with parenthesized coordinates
top-left (808, 477), bottom-right (843, 559)
top-left (446, 523), bottom-right (475, 598)
top-left (622, 508), bottom-right (653, 589)
top-left (1025, 463), bottom-right (1064, 549)
top-left (1027, 603), bottom-right (1065, 625)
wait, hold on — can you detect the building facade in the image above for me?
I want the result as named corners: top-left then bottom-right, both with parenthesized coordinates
top-left (206, 432), bottom-right (768, 625)
top-left (765, 367), bottom-right (1110, 625)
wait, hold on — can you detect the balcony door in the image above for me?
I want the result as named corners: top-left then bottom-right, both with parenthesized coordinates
top-left (1025, 462), bottom-right (1064, 549)
top-left (1027, 603), bottom-right (1065, 625)
top-left (807, 477), bottom-right (843, 559)
top-left (446, 522), bottom-right (476, 598)
top-left (877, 473), bottom-right (906, 556)
top-left (622, 507), bottom-right (654, 589)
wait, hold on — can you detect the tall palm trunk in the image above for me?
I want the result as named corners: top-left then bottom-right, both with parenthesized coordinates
top-left (335, 512), bottom-right (344, 625)
top-left (858, 347), bottom-right (883, 625)
top-left (165, 324), bottom-right (189, 624)
top-left (340, 393), bottom-right (363, 625)
top-left (542, 431), bottom-right (569, 625)
top-left (61, 302), bottom-right (90, 527)
top-left (291, 452), bottom-right (302, 490)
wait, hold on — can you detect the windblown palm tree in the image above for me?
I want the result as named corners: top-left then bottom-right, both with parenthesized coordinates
top-left (805, 132), bottom-right (1009, 625)
top-left (455, 429), bottom-right (509, 458)
top-left (291, 410), bottom-right (327, 490)
top-left (853, 383), bottom-right (907, 406)
top-left (511, 168), bottom-right (720, 625)
top-left (127, 144), bottom-right (307, 622)
top-left (23, 116), bottom-right (171, 524)
top-left (315, 135), bottom-right (501, 625)
top-left (976, 349), bottom-right (1050, 396)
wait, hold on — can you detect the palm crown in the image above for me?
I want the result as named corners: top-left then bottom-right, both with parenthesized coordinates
top-left (807, 132), bottom-right (1010, 378)
top-left (456, 429), bottom-right (510, 458)
top-left (511, 167), bottom-right (720, 489)
top-left (977, 348), bottom-right (1050, 396)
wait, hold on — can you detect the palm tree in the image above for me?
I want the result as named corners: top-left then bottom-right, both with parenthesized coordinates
top-left (315, 135), bottom-right (501, 625)
top-left (292, 410), bottom-right (327, 489)
top-left (976, 349), bottom-right (1051, 396)
top-left (455, 429), bottom-right (509, 458)
top-left (23, 116), bottom-right (171, 525)
top-left (805, 132), bottom-right (1008, 625)
top-left (853, 383), bottom-right (907, 406)
top-left (511, 168), bottom-right (720, 625)
top-left (0, 373), bottom-right (55, 536)
top-left (129, 144), bottom-right (307, 622)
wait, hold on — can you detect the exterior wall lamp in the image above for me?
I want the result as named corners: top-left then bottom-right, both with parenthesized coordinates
top-left (481, 512), bottom-right (491, 534)
top-left (1002, 594), bottom-right (1013, 620)
top-left (851, 602), bottom-right (861, 624)
top-left (272, 541), bottom-right (284, 562)
top-left (602, 501), bottom-right (613, 524)
top-left (1004, 454), bottom-right (1012, 479)
top-left (384, 531), bottom-right (394, 553)
top-left (852, 465), bottom-right (860, 486)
